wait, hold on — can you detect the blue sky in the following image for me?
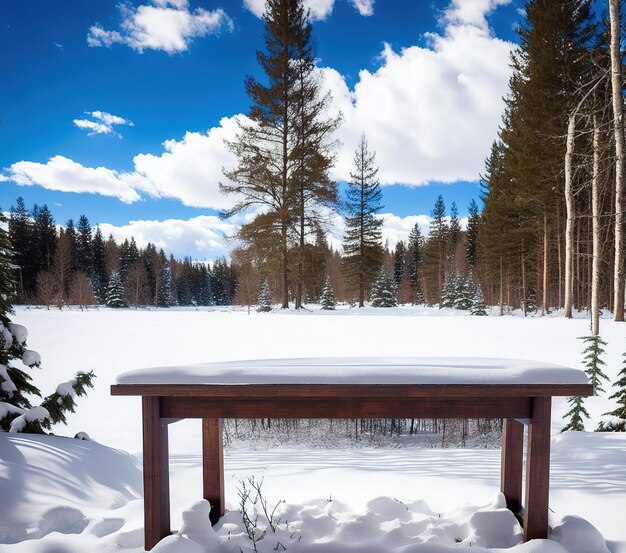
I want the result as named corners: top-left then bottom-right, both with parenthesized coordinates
top-left (0, 0), bottom-right (525, 259)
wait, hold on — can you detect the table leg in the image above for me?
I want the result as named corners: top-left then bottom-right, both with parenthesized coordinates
top-left (203, 418), bottom-right (225, 524)
top-left (501, 418), bottom-right (524, 516)
top-left (142, 397), bottom-right (171, 550)
top-left (523, 397), bottom-right (551, 541)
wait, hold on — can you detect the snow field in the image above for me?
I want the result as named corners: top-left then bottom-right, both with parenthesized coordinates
top-left (2, 306), bottom-right (626, 552)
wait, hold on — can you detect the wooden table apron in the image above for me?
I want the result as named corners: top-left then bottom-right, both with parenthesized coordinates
top-left (111, 382), bottom-right (593, 550)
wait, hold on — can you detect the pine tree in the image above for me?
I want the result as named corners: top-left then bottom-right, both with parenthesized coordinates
top-left (158, 259), bottom-right (177, 307)
top-left (105, 271), bottom-right (127, 308)
top-left (578, 334), bottom-right (610, 395)
top-left (342, 134), bottom-right (384, 307)
top-left (465, 199), bottom-right (480, 268)
top-left (33, 204), bottom-right (57, 274)
top-left (455, 274), bottom-right (474, 311)
top-left (221, 0), bottom-right (339, 310)
top-left (427, 195), bottom-right (448, 306)
top-left (561, 396), bottom-right (590, 432)
top-left (370, 268), bottom-right (397, 308)
top-left (599, 352), bottom-right (626, 431)
top-left (406, 223), bottom-right (424, 304)
top-left (0, 212), bottom-right (94, 434)
top-left (256, 280), bottom-right (273, 312)
top-left (393, 241), bottom-right (406, 287)
top-left (75, 215), bottom-right (93, 276)
top-left (9, 197), bottom-right (36, 300)
top-left (448, 201), bottom-right (461, 260)
top-left (471, 284), bottom-right (488, 316)
top-left (441, 272), bottom-right (457, 308)
top-left (320, 277), bottom-right (336, 310)
top-left (91, 228), bottom-right (107, 303)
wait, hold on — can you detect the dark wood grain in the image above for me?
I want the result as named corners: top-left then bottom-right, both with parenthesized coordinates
top-left (501, 418), bottom-right (524, 516)
top-left (202, 418), bottom-right (225, 524)
top-left (112, 382), bottom-right (593, 398)
top-left (159, 396), bottom-right (532, 419)
top-left (142, 397), bottom-right (170, 550)
top-left (524, 397), bottom-right (551, 540)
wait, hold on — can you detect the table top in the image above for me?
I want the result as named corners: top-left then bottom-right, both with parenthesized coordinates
top-left (114, 357), bottom-right (589, 387)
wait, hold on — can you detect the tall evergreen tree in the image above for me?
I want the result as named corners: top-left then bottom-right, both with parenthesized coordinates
top-left (494, 0), bottom-right (595, 314)
top-left (33, 204), bottom-right (57, 274)
top-left (91, 228), bottom-right (107, 302)
top-left (342, 134), bottom-right (384, 307)
top-left (406, 223), bottom-right (424, 304)
top-left (75, 215), bottom-right (92, 276)
top-left (465, 199), bottom-right (480, 268)
top-left (428, 195), bottom-right (448, 306)
top-left (9, 197), bottom-right (35, 300)
top-left (221, 0), bottom-right (338, 310)
top-left (393, 241), bottom-right (406, 287)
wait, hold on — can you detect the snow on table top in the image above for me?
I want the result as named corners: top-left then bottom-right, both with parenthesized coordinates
top-left (115, 357), bottom-right (589, 386)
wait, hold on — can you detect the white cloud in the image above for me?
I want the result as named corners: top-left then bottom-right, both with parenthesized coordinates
top-left (351, 0), bottom-right (374, 17)
top-left (131, 115), bottom-right (242, 208)
top-left (97, 215), bottom-right (239, 260)
top-left (6, 156), bottom-right (145, 204)
top-left (379, 213), bottom-right (431, 249)
top-left (9, 0), bottom-right (512, 211)
top-left (0, 174), bottom-right (9, 182)
top-left (244, 0), bottom-right (344, 21)
top-left (320, 0), bottom-right (513, 186)
top-left (88, 1), bottom-right (232, 54)
top-left (73, 111), bottom-right (134, 137)
top-left (443, 0), bottom-right (511, 29)
top-left (4, 116), bottom-right (242, 210)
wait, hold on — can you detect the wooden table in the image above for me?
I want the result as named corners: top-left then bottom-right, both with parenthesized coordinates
top-left (111, 357), bottom-right (592, 550)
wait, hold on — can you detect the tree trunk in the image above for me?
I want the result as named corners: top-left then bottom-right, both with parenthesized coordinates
top-left (542, 210), bottom-right (549, 314)
top-left (592, 117), bottom-right (601, 336)
top-left (521, 241), bottom-right (527, 316)
top-left (610, 0), bottom-right (625, 321)
top-left (281, 220), bottom-right (289, 309)
top-left (564, 112), bottom-right (576, 318)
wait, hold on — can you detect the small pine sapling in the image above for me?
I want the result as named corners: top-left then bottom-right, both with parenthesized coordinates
top-left (370, 269), bottom-right (397, 307)
top-left (454, 274), bottom-right (474, 311)
top-left (105, 271), bottom-right (127, 308)
top-left (256, 280), bottom-right (273, 313)
top-left (578, 334), bottom-right (610, 395)
top-left (561, 396), bottom-right (590, 432)
top-left (598, 352), bottom-right (626, 431)
top-left (470, 284), bottom-right (488, 316)
top-left (320, 277), bottom-right (336, 310)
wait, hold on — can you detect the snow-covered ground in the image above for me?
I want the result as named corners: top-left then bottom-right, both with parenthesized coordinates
top-left (1, 306), bottom-right (626, 552)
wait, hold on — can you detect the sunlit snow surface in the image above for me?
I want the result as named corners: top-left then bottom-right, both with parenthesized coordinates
top-left (2, 305), bottom-right (625, 552)
top-left (117, 357), bottom-right (588, 385)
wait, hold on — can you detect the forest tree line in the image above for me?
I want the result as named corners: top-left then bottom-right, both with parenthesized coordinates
top-left (7, 197), bottom-right (237, 309)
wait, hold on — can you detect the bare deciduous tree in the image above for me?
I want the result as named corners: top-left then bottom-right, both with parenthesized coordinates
top-left (36, 270), bottom-right (57, 309)
top-left (126, 262), bottom-right (149, 309)
top-left (69, 271), bottom-right (96, 310)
